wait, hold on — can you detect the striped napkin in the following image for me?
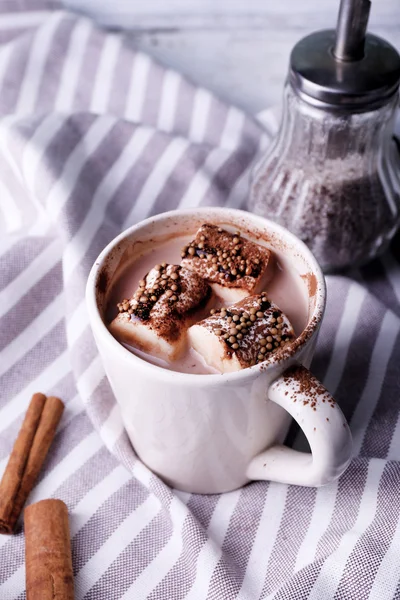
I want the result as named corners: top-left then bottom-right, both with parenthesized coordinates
top-left (1, 6), bottom-right (400, 600)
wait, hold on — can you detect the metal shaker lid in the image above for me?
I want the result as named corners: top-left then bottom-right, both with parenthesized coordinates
top-left (289, 0), bottom-right (400, 111)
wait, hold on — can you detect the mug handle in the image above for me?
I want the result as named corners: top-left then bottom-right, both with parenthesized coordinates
top-left (246, 365), bottom-right (353, 487)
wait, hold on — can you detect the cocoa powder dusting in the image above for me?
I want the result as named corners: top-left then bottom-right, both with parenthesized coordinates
top-left (198, 294), bottom-right (296, 368)
top-left (96, 270), bottom-right (108, 294)
top-left (181, 224), bottom-right (271, 291)
top-left (301, 273), bottom-right (317, 298)
top-left (283, 365), bottom-right (334, 409)
top-left (114, 263), bottom-right (211, 343)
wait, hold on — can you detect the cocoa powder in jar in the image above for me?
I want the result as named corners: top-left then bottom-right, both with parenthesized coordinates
top-left (249, 88), bottom-right (400, 272)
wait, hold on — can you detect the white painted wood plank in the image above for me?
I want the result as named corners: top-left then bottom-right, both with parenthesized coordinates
top-left (127, 27), bottom-right (400, 113)
top-left (62, 1), bottom-right (400, 113)
top-left (64, 0), bottom-right (399, 29)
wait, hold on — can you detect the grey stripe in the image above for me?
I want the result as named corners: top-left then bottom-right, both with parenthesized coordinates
top-left (24, 12), bottom-right (69, 114)
top-left (202, 148), bottom-right (259, 208)
top-left (72, 479), bottom-right (150, 574)
top-left (60, 129), bottom-right (172, 313)
top-left (148, 470), bottom-right (177, 504)
top-left (312, 277), bottom-right (354, 383)
top-left (69, 327), bottom-right (99, 380)
top-left (49, 119), bottom-right (131, 238)
top-left (0, 535), bottom-right (24, 585)
top-left (186, 493), bottom-right (220, 529)
top-left (100, 129), bottom-right (171, 227)
top-left (0, 370), bottom-right (75, 462)
top-left (261, 486), bottom-right (317, 597)
top-left (34, 15), bottom-right (82, 112)
top-left (36, 412), bottom-right (95, 484)
top-left (0, 28), bottom-right (36, 45)
top-left (234, 115), bottom-right (263, 155)
top-left (49, 370), bottom-right (78, 407)
top-left (71, 25), bottom-right (104, 111)
top-left (85, 507), bottom-right (176, 600)
top-left (208, 486), bottom-right (267, 598)
top-left (271, 459), bottom-right (372, 599)
top-left (35, 115), bottom-right (98, 201)
top-left (315, 458), bottom-right (369, 561)
top-left (113, 430), bottom-right (139, 472)
top-left (360, 258), bottom-right (400, 317)
top-left (332, 292), bottom-right (385, 423)
top-left (173, 77), bottom-right (196, 138)
top-left (107, 39), bottom-right (136, 117)
top-left (360, 330), bottom-right (400, 458)
top-left (334, 461), bottom-right (400, 599)
top-left (272, 559), bottom-right (324, 600)
top-left (151, 143), bottom-right (212, 215)
top-left (141, 60), bottom-right (165, 127)
top-left (0, 30), bottom-right (33, 113)
top-left (0, 319), bottom-right (66, 404)
top-left (0, 1), bottom-right (58, 11)
top-left (51, 446), bottom-right (118, 508)
top-left (85, 375), bottom-right (118, 431)
top-left (204, 96), bottom-right (231, 148)
top-left (0, 236), bottom-right (50, 290)
top-left (200, 118), bottom-right (262, 208)
top-left (394, 577), bottom-right (400, 599)
top-left (147, 499), bottom-right (218, 600)
top-left (0, 262), bottom-right (62, 351)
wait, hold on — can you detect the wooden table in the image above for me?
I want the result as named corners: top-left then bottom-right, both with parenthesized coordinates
top-left (65, 0), bottom-right (399, 113)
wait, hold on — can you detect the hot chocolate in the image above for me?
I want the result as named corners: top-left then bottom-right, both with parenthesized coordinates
top-left (107, 225), bottom-right (309, 374)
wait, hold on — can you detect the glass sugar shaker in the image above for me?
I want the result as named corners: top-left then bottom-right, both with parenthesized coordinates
top-left (248, 0), bottom-right (400, 272)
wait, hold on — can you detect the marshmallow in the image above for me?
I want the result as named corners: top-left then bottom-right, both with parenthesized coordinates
top-left (109, 264), bottom-right (211, 360)
top-left (188, 294), bottom-right (295, 373)
top-left (181, 224), bottom-right (272, 302)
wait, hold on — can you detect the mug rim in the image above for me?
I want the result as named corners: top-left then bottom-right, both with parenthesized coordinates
top-left (86, 207), bottom-right (326, 386)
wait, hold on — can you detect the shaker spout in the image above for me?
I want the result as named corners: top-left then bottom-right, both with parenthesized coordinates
top-left (334, 0), bottom-right (371, 62)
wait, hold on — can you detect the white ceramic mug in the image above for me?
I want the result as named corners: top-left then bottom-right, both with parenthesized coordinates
top-left (86, 208), bottom-right (352, 494)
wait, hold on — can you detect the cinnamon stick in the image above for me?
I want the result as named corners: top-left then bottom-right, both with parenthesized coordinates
top-left (0, 394), bottom-right (64, 534)
top-left (25, 499), bottom-right (74, 600)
